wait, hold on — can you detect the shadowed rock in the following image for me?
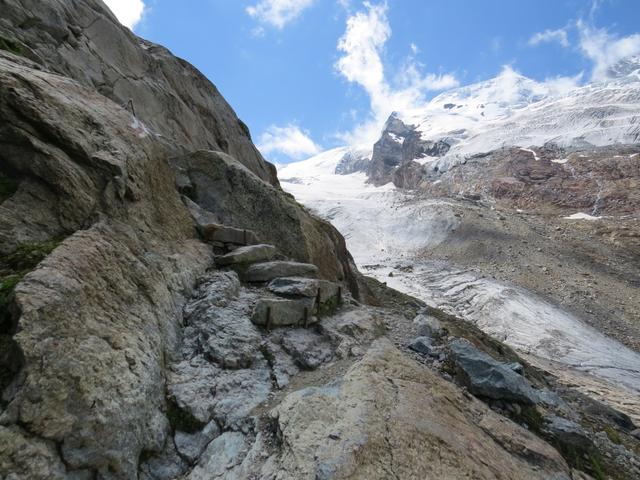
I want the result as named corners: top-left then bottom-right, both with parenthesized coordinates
top-left (450, 339), bottom-right (541, 404)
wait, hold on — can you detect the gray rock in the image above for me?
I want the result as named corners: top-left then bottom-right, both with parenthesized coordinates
top-left (449, 340), bottom-right (541, 404)
top-left (0, 1), bottom-right (279, 186)
top-left (278, 329), bottom-right (334, 370)
top-left (199, 223), bottom-right (259, 246)
top-left (251, 298), bottom-right (317, 328)
top-left (261, 341), bottom-right (300, 389)
top-left (244, 261), bottom-right (318, 283)
top-left (267, 276), bottom-right (340, 300)
top-left (413, 313), bottom-right (445, 338)
top-left (215, 244), bottom-right (276, 267)
top-left (187, 432), bottom-right (250, 480)
top-left (505, 362), bottom-right (525, 375)
top-left (174, 420), bottom-right (221, 464)
top-left (138, 437), bottom-right (188, 480)
top-left (543, 416), bottom-right (593, 452)
top-left (168, 150), bottom-right (362, 292)
top-left (408, 336), bottom-right (433, 356)
top-left (631, 428), bottom-right (640, 440)
top-left (182, 195), bottom-right (220, 226)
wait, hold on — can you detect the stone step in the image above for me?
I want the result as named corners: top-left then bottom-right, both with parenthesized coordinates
top-left (251, 297), bottom-right (317, 329)
top-left (215, 244), bottom-right (276, 267)
top-left (200, 223), bottom-right (259, 247)
top-left (267, 277), bottom-right (342, 315)
top-left (243, 261), bottom-right (318, 283)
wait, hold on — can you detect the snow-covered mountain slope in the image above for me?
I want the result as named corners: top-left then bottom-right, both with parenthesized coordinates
top-left (397, 59), bottom-right (640, 171)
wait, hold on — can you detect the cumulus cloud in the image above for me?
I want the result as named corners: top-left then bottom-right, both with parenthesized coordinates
top-left (335, 1), bottom-right (458, 145)
top-left (103, 0), bottom-right (145, 30)
top-left (247, 0), bottom-right (315, 29)
top-left (528, 28), bottom-right (569, 48)
top-left (577, 20), bottom-right (640, 81)
top-left (257, 124), bottom-right (321, 159)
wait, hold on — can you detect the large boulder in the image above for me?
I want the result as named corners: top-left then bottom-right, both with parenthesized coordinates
top-left (450, 339), bottom-right (542, 404)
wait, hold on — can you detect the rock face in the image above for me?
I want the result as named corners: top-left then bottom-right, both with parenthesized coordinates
top-left (367, 113), bottom-right (449, 186)
top-left (0, 51), bottom-right (212, 478)
top-left (170, 150), bottom-right (366, 297)
top-left (261, 340), bottom-right (571, 479)
top-left (0, 0), bottom-right (278, 185)
top-left (0, 2), bottom-right (365, 478)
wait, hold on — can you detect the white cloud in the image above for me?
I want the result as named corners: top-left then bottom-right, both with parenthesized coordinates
top-left (577, 20), bottom-right (640, 81)
top-left (334, 1), bottom-right (458, 145)
top-left (247, 0), bottom-right (315, 29)
top-left (528, 28), bottom-right (569, 48)
top-left (257, 124), bottom-right (321, 159)
top-left (103, 0), bottom-right (146, 30)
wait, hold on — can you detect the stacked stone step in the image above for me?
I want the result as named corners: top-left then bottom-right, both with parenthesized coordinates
top-left (214, 244), bottom-right (343, 330)
top-left (252, 277), bottom-right (343, 329)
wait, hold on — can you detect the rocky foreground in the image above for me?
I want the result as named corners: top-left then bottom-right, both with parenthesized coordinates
top-left (0, 1), bottom-right (639, 479)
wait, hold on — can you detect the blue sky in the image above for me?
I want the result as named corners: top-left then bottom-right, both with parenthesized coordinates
top-left (105, 0), bottom-right (640, 163)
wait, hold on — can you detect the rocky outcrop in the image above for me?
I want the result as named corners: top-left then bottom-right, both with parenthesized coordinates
top-left (259, 339), bottom-right (571, 479)
top-left (0, 2), bottom-right (366, 477)
top-left (367, 113), bottom-right (449, 186)
top-left (0, 50), bottom-right (212, 478)
top-left (170, 150), bottom-right (366, 297)
top-left (0, 0), bottom-right (278, 185)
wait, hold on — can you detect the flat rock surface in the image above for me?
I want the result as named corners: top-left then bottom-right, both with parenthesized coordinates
top-left (215, 244), bottom-right (276, 266)
top-left (244, 261), bottom-right (319, 283)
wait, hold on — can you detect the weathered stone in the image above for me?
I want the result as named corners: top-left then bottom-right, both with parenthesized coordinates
top-left (215, 244), bottom-right (276, 267)
top-left (450, 339), bottom-right (541, 404)
top-left (0, 51), bottom-right (213, 478)
top-left (278, 329), bottom-right (334, 370)
top-left (182, 195), bottom-right (221, 227)
top-left (244, 261), bottom-right (318, 283)
top-left (169, 150), bottom-right (366, 299)
top-left (543, 416), bottom-right (593, 452)
top-left (138, 437), bottom-right (188, 480)
top-left (199, 223), bottom-right (259, 246)
top-left (0, 1), bottom-right (279, 186)
top-left (174, 420), bottom-right (221, 464)
top-left (262, 339), bottom-right (570, 479)
top-left (408, 336), bottom-right (433, 356)
top-left (187, 432), bottom-right (250, 480)
top-left (413, 313), bottom-right (445, 338)
top-left (251, 298), bottom-right (317, 328)
top-left (267, 276), bottom-right (339, 299)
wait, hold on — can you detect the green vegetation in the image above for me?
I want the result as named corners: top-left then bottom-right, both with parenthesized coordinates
top-left (0, 173), bottom-right (18, 203)
top-left (602, 424), bottom-right (622, 444)
top-left (3, 240), bottom-right (63, 271)
top-left (0, 239), bottom-right (63, 332)
top-left (513, 405), bottom-right (544, 434)
top-left (0, 36), bottom-right (23, 56)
